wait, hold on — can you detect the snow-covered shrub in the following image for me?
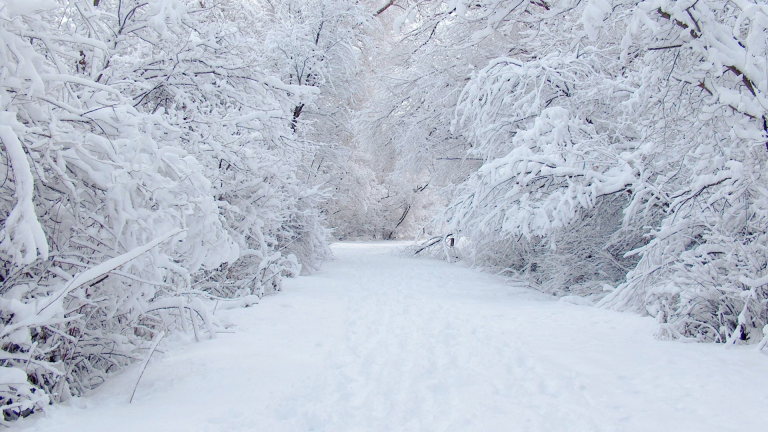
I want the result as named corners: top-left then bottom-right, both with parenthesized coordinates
top-left (399, 0), bottom-right (768, 344)
top-left (100, 0), bottom-right (332, 284)
top-left (593, 0), bottom-right (768, 345)
top-left (445, 106), bottom-right (647, 297)
top-left (0, 0), bottom-right (239, 419)
top-left (0, 0), bottom-right (335, 420)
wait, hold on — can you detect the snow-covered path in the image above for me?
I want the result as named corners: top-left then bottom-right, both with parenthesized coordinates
top-left (17, 242), bottom-right (768, 431)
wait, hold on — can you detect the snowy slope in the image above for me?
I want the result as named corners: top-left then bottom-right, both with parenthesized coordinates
top-left (14, 242), bottom-right (768, 431)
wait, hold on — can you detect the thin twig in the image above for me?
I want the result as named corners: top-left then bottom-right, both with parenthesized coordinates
top-left (129, 331), bottom-right (165, 404)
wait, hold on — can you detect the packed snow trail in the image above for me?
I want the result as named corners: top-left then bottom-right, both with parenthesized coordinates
top-left (16, 242), bottom-right (768, 432)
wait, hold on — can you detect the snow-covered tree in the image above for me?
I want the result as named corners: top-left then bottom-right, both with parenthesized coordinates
top-left (396, 0), bottom-right (768, 344)
top-left (0, 0), bottom-right (339, 420)
top-left (250, 0), bottom-right (388, 242)
top-left (355, 0), bottom-right (504, 238)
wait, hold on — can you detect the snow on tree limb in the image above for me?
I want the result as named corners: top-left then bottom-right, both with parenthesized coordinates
top-left (0, 116), bottom-right (48, 265)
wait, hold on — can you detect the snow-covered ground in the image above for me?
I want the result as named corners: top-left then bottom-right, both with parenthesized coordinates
top-left (14, 242), bottom-right (768, 431)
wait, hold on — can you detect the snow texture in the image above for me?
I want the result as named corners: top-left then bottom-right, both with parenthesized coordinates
top-left (11, 243), bottom-right (768, 431)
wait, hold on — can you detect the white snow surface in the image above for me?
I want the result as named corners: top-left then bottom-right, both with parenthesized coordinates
top-left (14, 242), bottom-right (768, 431)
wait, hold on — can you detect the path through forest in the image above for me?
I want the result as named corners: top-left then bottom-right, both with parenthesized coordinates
top-left (16, 242), bottom-right (768, 431)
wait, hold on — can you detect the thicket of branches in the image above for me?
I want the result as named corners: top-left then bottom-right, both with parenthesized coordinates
top-left (0, 0), bottom-right (375, 421)
top-left (370, 0), bottom-right (768, 347)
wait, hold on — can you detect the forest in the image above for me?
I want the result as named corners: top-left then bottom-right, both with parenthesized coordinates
top-left (1, 0), bottom-right (767, 423)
